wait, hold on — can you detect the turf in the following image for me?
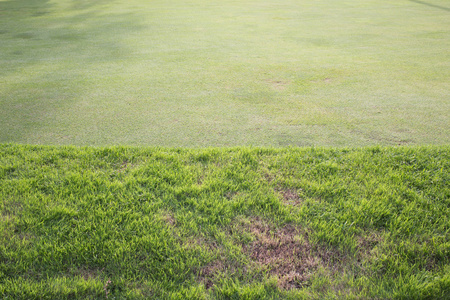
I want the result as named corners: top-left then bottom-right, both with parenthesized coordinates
top-left (1, 0), bottom-right (449, 147)
top-left (1, 144), bottom-right (449, 299)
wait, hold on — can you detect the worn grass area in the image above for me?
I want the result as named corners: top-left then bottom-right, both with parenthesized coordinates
top-left (1, 0), bottom-right (449, 146)
top-left (1, 144), bottom-right (449, 299)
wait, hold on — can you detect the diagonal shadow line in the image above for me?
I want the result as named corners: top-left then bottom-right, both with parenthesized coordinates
top-left (409, 0), bottom-right (450, 12)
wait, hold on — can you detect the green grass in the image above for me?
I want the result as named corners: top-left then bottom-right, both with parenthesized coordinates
top-left (1, 144), bottom-right (449, 299)
top-left (1, 0), bottom-right (449, 146)
top-left (1, 0), bottom-right (449, 298)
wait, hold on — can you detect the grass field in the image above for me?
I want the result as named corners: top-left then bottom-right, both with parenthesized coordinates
top-left (1, 0), bottom-right (449, 299)
top-left (1, 144), bottom-right (449, 299)
top-left (1, 0), bottom-right (449, 147)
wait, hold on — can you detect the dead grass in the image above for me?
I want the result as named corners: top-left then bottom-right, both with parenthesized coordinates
top-left (160, 212), bottom-right (176, 227)
top-left (356, 231), bottom-right (383, 254)
top-left (1, 200), bottom-right (22, 217)
top-left (116, 160), bottom-right (133, 173)
top-left (276, 188), bottom-right (303, 206)
top-left (198, 260), bottom-right (226, 289)
top-left (193, 216), bottom-right (351, 290)
top-left (265, 79), bottom-right (290, 91)
top-left (225, 190), bottom-right (239, 200)
top-left (184, 235), bottom-right (219, 253)
top-left (243, 220), bottom-right (316, 289)
top-left (231, 217), bottom-right (345, 290)
top-left (355, 230), bottom-right (385, 270)
top-left (74, 267), bottom-right (102, 281)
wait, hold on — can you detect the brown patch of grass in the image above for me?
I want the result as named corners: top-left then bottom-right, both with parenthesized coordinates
top-left (1, 200), bottom-right (22, 217)
top-left (17, 232), bottom-right (34, 242)
top-left (357, 231), bottom-right (382, 252)
top-left (265, 79), bottom-right (290, 91)
top-left (197, 255), bottom-right (254, 290)
top-left (356, 230), bottom-right (384, 263)
top-left (235, 217), bottom-right (348, 290)
top-left (243, 221), bottom-right (318, 289)
top-left (262, 170), bottom-right (275, 184)
top-left (195, 224), bottom-right (251, 289)
top-left (196, 216), bottom-right (350, 291)
top-left (276, 188), bottom-right (303, 206)
top-left (312, 243), bottom-right (347, 275)
top-left (117, 160), bottom-right (134, 173)
top-left (225, 191), bottom-right (238, 200)
top-left (184, 235), bottom-right (219, 253)
top-left (75, 267), bottom-right (102, 281)
top-left (160, 212), bottom-right (176, 227)
top-left (198, 260), bottom-right (226, 289)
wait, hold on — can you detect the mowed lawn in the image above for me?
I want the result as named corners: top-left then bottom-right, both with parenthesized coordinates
top-left (1, 0), bottom-right (449, 147)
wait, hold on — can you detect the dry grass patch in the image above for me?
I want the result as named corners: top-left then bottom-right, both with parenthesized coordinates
top-left (356, 230), bottom-right (384, 255)
top-left (160, 212), bottom-right (176, 227)
top-left (276, 188), bottom-right (303, 206)
top-left (115, 160), bottom-right (134, 173)
top-left (234, 217), bottom-right (347, 290)
top-left (1, 199), bottom-right (23, 217)
top-left (242, 220), bottom-right (317, 289)
top-left (73, 266), bottom-right (102, 281)
top-left (198, 260), bottom-right (227, 289)
top-left (265, 79), bottom-right (290, 91)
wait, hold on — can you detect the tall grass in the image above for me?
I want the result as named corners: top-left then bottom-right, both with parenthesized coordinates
top-left (1, 144), bottom-right (449, 299)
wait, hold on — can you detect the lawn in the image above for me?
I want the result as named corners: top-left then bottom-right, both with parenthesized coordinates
top-left (1, 0), bottom-right (449, 147)
top-left (1, 0), bottom-right (449, 299)
top-left (1, 144), bottom-right (449, 299)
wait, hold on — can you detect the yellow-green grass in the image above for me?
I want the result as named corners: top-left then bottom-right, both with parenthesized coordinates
top-left (1, 144), bottom-right (449, 299)
top-left (1, 0), bottom-right (449, 147)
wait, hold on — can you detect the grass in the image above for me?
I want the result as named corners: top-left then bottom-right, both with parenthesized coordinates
top-left (1, 144), bottom-right (449, 299)
top-left (1, 0), bottom-right (449, 147)
top-left (1, 0), bottom-right (449, 298)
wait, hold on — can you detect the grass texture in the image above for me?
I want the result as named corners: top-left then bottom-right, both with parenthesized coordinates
top-left (1, 144), bottom-right (449, 299)
top-left (1, 0), bottom-right (449, 147)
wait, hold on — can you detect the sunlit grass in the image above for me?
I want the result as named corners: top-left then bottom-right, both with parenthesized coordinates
top-left (1, 144), bottom-right (449, 299)
top-left (1, 0), bottom-right (449, 146)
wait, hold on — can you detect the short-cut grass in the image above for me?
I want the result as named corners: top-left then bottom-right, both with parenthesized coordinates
top-left (1, 144), bottom-right (449, 299)
top-left (1, 0), bottom-right (449, 147)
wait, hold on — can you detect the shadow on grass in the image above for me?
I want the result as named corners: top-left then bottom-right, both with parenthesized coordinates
top-left (0, 0), bottom-right (145, 144)
top-left (409, 0), bottom-right (450, 12)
